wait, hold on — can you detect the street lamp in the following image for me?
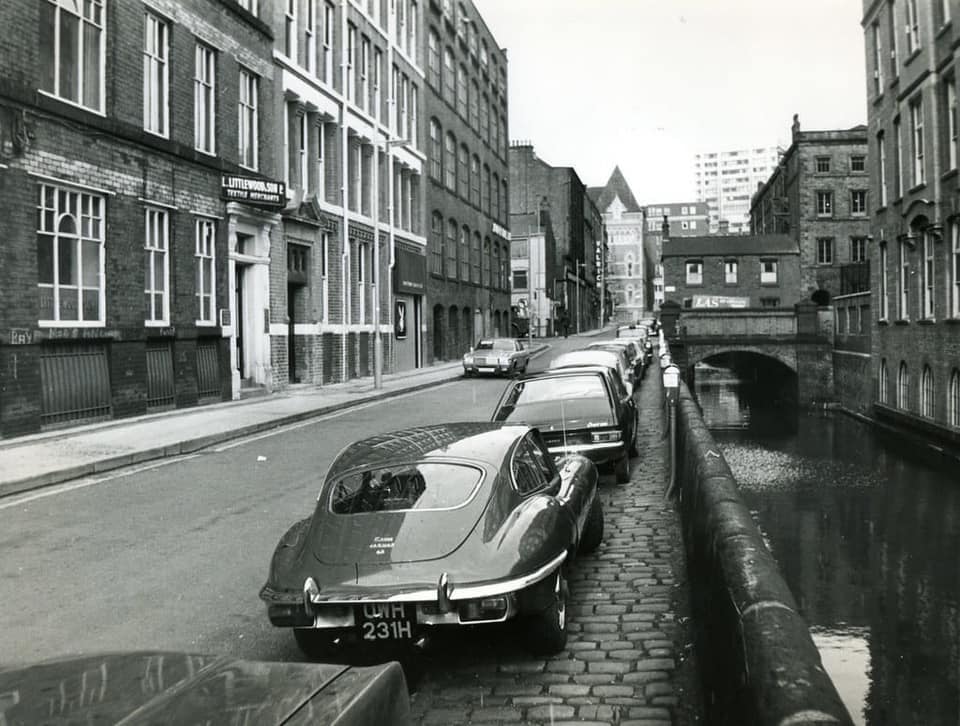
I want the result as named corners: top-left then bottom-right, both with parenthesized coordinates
top-left (373, 136), bottom-right (411, 390)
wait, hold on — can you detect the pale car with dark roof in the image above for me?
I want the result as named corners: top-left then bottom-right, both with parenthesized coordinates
top-left (260, 423), bottom-right (603, 657)
top-left (462, 338), bottom-right (532, 377)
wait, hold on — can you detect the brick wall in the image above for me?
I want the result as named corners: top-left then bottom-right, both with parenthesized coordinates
top-left (663, 253), bottom-right (802, 308)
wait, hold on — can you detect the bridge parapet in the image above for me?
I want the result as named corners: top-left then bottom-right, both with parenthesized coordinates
top-left (677, 308), bottom-right (797, 339)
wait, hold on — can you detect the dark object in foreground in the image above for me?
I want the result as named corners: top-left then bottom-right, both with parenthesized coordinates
top-left (0, 651), bottom-right (411, 725)
top-left (261, 422), bottom-right (602, 659)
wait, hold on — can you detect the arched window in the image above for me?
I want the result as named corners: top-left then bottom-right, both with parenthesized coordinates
top-left (458, 144), bottom-right (469, 199)
top-left (921, 365), bottom-right (934, 418)
top-left (949, 369), bottom-right (960, 427)
top-left (430, 212), bottom-right (443, 275)
top-left (460, 225), bottom-right (470, 281)
top-left (898, 361), bottom-right (910, 410)
top-left (625, 253), bottom-right (635, 278)
top-left (472, 231), bottom-right (481, 284)
top-left (446, 218), bottom-right (457, 277)
top-left (484, 236), bottom-right (492, 287)
top-left (444, 133), bottom-right (456, 190)
top-left (442, 47), bottom-right (455, 104)
top-left (878, 358), bottom-right (888, 404)
top-left (429, 119), bottom-right (442, 180)
top-left (427, 29), bottom-right (440, 89)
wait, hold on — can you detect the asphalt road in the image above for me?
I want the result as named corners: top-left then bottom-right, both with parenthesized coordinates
top-left (0, 335), bottom-right (591, 668)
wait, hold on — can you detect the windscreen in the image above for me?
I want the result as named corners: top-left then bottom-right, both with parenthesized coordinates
top-left (475, 339), bottom-right (513, 351)
top-left (329, 463), bottom-right (483, 514)
top-left (497, 376), bottom-right (614, 424)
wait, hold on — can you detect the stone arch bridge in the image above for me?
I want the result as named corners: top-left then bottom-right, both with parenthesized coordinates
top-left (659, 303), bottom-right (835, 407)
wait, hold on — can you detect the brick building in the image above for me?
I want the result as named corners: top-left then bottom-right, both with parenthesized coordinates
top-left (861, 0), bottom-right (960, 447)
top-left (661, 234), bottom-right (801, 309)
top-left (750, 115), bottom-right (870, 304)
top-left (588, 167), bottom-right (646, 323)
top-left (642, 202), bottom-right (709, 310)
top-left (0, 0), bottom-right (282, 437)
top-left (424, 0), bottom-right (511, 361)
top-left (510, 142), bottom-right (602, 333)
top-left (273, 0), bottom-right (426, 384)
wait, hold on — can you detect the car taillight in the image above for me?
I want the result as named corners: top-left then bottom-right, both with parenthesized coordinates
top-left (591, 430), bottom-right (622, 443)
top-left (459, 596), bottom-right (508, 622)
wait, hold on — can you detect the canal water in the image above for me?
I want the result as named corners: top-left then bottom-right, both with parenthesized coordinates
top-left (696, 369), bottom-right (960, 726)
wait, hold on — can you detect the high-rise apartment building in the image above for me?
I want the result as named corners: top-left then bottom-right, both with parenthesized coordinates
top-left (424, 0), bottom-right (511, 362)
top-left (695, 146), bottom-right (783, 233)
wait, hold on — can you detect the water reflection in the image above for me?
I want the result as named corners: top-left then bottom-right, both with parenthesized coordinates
top-left (698, 367), bottom-right (960, 726)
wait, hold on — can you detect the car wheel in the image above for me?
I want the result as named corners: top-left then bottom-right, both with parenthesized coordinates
top-left (579, 496), bottom-right (604, 554)
top-left (614, 454), bottom-right (631, 484)
top-left (293, 628), bottom-right (338, 660)
top-left (526, 569), bottom-right (568, 655)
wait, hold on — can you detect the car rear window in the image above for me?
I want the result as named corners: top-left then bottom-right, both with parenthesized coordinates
top-left (329, 463), bottom-right (483, 514)
top-left (476, 339), bottom-right (512, 351)
top-left (498, 376), bottom-right (615, 422)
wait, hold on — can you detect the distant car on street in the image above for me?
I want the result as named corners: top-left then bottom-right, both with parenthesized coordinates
top-left (0, 651), bottom-right (412, 725)
top-left (260, 422), bottom-right (603, 657)
top-left (583, 341), bottom-right (645, 381)
top-left (492, 366), bottom-right (638, 483)
top-left (549, 349), bottom-right (635, 396)
top-left (462, 337), bottom-right (532, 377)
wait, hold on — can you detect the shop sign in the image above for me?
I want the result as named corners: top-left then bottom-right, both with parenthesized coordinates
top-left (393, 247), bottom-right (426, 295)
top-left (221, 175), bottom-right (286, 207)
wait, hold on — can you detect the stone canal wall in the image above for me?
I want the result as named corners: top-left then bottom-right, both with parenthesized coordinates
top-left (673, 383), bottom-right (853, 725)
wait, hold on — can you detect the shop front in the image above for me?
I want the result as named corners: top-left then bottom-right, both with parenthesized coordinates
top-left (392, 244), bottom-right (426, 372)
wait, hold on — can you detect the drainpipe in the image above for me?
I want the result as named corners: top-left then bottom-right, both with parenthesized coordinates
top-left (340, 0), bottom-right (350, 382)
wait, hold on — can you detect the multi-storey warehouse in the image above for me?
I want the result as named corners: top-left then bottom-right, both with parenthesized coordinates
top-left (0, 0), bottom-right (282, 437)
top-left (860, 0), bottom-right (960, 447)
top-left (423, 0), bottom-right (511, 361)
top-left (274, 0), bottom-right (427, 383)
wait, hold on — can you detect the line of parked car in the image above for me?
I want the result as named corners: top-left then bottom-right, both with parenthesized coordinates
top-left (0, 325), bottom-right (662, 724)
top-left (258, 324), bottom-right (659, 675)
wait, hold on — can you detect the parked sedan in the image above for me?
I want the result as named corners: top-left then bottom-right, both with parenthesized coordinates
top-left (261, 422), bottom-right (603, 657)
top-left (549, 349), bottom-right (635, 395)
top-left (492, 366), bottom-right (638, 483)
top-left (0, 652), bottom-right (412, 725)
top-left (463, 337), bottom-right (532, 377)
top-left (584, 340), bottom-right (645, 380)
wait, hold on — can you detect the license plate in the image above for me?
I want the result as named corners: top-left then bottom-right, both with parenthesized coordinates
top-left (357, 603), bottom-right (415, 641)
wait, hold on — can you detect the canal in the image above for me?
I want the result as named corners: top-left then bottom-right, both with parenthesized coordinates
top-left (696, 365), bottom-right (960, 726)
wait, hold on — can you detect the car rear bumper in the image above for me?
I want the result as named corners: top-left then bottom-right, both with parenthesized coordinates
top-left (546, 440), bottom-right (627, 466)
top-left (262, 551), bottom-right (567, 630)
top-left (463, 363), bottom-right (511, 375)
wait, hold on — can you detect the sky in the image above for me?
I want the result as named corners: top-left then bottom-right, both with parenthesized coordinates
top-left (473, 0), bottom-right (868, 205)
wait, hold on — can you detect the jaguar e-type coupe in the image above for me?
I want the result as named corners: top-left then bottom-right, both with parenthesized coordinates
top-left (260, 422), bottom-right (603, 657)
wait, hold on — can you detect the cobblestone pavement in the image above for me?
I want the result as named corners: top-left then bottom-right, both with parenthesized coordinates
top-left (408, 370), bottom-right (702, 725)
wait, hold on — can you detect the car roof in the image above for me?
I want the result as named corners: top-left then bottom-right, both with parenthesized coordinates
top-left (515, 365), bottom-right (611, 382)
top-left (550, 350), bottom-right (622, 368)
top-left (327, 422), bottom-right (529, 478)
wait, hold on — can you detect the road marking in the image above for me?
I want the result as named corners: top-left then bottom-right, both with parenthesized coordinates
top-left (211, 381), bottom-right (459, 451)
top-left (0, 456), bottom-right (202, 511)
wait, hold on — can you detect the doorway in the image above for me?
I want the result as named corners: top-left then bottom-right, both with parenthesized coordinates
top-left (235, 264), bottom-right (247, 380)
